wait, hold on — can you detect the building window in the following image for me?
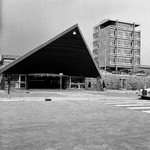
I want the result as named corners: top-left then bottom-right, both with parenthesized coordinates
top-left (117, 30), bottom-right (123, 37)
top-left (134, 41), bottom-right (140, 47)
top-left (135, 32), bottom-right (140, 39)
top-left (117, 58), bottom-right (133, 65)
top-left (125, 31), bottom-right (132, 39)
top-left (117, 40), bottom-right (122, 46)
top-left (117, 58), bottom-right (124, 65)
top-left (110, 38), bottom-right (116, 45)
top-left (135, 59), bottom-right (140, 65)
top-left (110, 47), bottom-right (116, 54)
top-left (118, 23), bottom-right (122, 29)
top-left (110, 29), bottom-right (114, 36)
top-left (94, 58), bottom-right (99, 65)
top-left (118, 23), bottom-right (133, 30)
top-left (93, 41), bottom-right (99, 49)
top-left (93, 26), bottom-right (99, 33)
top-left (93, 33), bottom-right (99, 39)
top-left (125, 49), bottom-right (132, 56)
top-left (124, 58), bottom-right (131, 64)
top-left (93, 50), bottom-right (99, 58)
top-left (110, 47), bottom-right (116, 55)
top-left (117, 39), bottom-right (132, 48)
top-left (135, 50), bottom-right (140, 56)
top-left (110, 57), bottom-right (116, 63)
top-left (116, 48), bottom-right (132, 56)
top-left (117, 48), bottom-right (123, 55)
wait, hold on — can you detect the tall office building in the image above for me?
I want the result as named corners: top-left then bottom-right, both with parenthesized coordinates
top-left (93, 19), bottom-right (141, 74)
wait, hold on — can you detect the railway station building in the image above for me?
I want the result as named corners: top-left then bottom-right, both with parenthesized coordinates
top-left (0, 24), bottom-right (102, 90)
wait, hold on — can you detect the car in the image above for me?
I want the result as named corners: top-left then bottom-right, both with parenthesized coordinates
top-left (138, 88), bottom-right (150, 99)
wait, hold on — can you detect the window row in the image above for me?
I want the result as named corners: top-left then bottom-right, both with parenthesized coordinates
top-left (110, 57), bottom-right (132, 63)
top-left (93, 41), bottom-right (99, 49)
top-left (93, 50), bottom-right (99, 58)
top-left (110, 47), bottom-right (140, 56)
top-left (110, 29), bottom-right (140, 39)
top-left (110, 57), bottom-right (140, 65)
top-left (117, 23), bottom-right (134, 30)
top-left (93, 50), bottom-right (99, 55)
top-left (110, 38), bottom-right (140, 48)
top-left (117, 40), bottom-right (132, 47)
top-left (93, 33), bottom-right (99, 39)
top-left (93, 26), bottom-right (100, 33)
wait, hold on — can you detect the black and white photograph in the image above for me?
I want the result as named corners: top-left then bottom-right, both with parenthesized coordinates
top-left (1, 0), bottom-right (150, 149)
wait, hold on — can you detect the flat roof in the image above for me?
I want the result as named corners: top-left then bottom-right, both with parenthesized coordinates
top-left (0, 24), bottom-right (101, 78)
top-left (94, 18), bottom-right (140, 28)
top-left (140, 65), bottom-right (150, 69)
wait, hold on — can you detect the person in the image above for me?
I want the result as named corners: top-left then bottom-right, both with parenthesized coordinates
top-left (102, 80), bottom-right (106, 91)
top-left (7, 76), bottom-right (11, 95)
top-left (88, 82), bottom-right (91, 88)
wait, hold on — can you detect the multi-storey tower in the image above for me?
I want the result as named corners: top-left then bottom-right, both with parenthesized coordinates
top-left (93, 19), bottom-right (141, 74)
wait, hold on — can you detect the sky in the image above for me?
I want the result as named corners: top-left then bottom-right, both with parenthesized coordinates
top-left (0, 0), bottom-right (150, 65)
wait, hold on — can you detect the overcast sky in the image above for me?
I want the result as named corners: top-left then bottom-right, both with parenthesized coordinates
top-left (1, 0), bottom-right (150, 65)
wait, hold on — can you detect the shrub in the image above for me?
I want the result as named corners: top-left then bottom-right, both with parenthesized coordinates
top-left (102, 74), bottom-right (150, 90)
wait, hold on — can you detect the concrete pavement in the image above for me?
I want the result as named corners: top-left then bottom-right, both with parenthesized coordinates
top-left (0, 89), bottom-right (139, 102)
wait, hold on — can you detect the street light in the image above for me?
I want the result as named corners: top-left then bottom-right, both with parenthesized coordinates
top-left (59, 73), bottom-right (63, 90)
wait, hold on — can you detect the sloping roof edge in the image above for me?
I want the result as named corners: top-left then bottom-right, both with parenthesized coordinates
top-left (0, 24), bottom-right (101, 78)
top-left (76, 25), bottom-right (101, 78)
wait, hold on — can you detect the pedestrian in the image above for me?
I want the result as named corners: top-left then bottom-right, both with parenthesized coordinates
top-left (7, 76), bottom-right (11, 96)
top-left (88, 82), bottom-right (91, 88)
top-left (102, 80), bottom-right (106, 91)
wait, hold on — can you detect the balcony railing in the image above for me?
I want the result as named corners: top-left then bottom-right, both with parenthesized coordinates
top-left (110, 25), bottom-right (134, 31)
top-left (93, 29), bottom-right (99, 34)
top-left (93, 54), bottom-right (99, 59)
top-left (110, 34), bottom-right (140, 41)
top-left (117, 52), bottom-right (133, 57)
top-left (135, 54), bottom-right (140, 57)
top-left (93, 38), bottom-right (98, 42)
top-left (117, 26), bottom-right (134, 31)
top-left (110, 62), bottom-right (133, 66)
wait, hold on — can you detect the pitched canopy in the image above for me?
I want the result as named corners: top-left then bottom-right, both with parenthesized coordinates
top-left (0, 24), bottom-right (101, 78)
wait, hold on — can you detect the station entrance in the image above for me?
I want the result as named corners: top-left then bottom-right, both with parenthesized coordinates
top-left (27, 75), bottom-right (86, 90)
top-left (28, 75), bottom-right (62, 89)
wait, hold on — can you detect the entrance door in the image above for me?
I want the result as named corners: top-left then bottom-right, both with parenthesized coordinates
top-left (28, 76), bottom-right (60, 89)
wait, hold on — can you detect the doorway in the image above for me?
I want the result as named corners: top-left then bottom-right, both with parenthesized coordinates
top-left (28, 76), bottom-right (60, 89)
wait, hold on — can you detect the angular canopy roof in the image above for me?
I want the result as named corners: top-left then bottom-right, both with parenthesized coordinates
top-left (0, 24), bottom-right (101, 78)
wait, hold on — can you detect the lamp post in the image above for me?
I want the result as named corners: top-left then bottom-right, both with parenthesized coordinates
top-left (59, 73), bottom-right (63, 90)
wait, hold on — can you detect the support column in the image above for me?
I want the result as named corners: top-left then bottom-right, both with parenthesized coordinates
top-left (116, 20), bottom-right (118, 74)
top-left (133, 22), bottom-right (135, 74)
top-left (96, 76), bottom-right (103, 91)
top-left (25, 75), bottom-right (29, 90)
top-left (69, 77), bottom-right (71, 89)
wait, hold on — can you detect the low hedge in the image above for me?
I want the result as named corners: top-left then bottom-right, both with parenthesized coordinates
top-left (102, 74), bottom-right (150, 90)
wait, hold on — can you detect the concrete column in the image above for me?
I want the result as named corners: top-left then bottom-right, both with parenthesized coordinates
top-left (18, 75), bottom-right (21, 88)
top-left (69, 77), bottom-right (71, 89)
top-left (116, 19), bottom-right (118, 74)
top-left (25, 75), bottom-right (29, 89)
top-left (96, 76), bottom-right (103, 91)
top-left (133, 22), bottom-right (135, 74)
